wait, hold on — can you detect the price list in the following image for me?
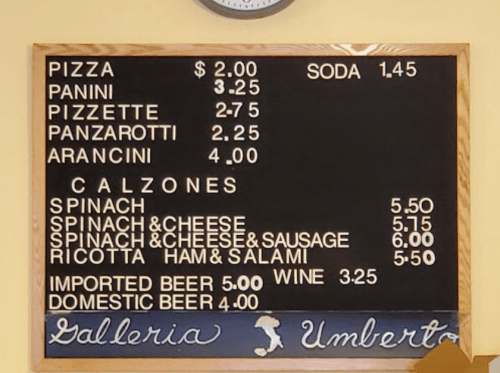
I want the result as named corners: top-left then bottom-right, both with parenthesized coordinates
top-left (35, 47), bottom-right (468, 362)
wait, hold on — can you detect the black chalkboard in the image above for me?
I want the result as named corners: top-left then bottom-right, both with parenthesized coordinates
top-left (33, 44), bottom-right (470, 370)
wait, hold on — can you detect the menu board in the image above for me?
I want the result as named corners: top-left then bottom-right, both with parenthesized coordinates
top-left (32, 44), bottom-right (470, 372)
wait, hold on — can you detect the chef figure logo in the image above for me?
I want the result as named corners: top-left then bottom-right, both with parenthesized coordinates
top-left (253, 315), bottom-right (284, 357)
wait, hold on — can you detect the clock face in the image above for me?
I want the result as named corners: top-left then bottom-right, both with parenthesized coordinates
top-left (199, 0), bottom-right (295, 19)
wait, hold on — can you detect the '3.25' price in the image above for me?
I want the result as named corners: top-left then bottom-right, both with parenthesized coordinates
top-left (339, 268), bottom-right (377, 285)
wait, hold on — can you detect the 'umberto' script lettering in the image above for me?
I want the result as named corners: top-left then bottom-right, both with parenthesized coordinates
top-left (301, 317), bottom-right (458, 350)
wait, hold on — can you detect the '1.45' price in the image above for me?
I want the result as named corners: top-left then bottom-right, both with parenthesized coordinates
top-left (380, 61), bottom-right (417, 79)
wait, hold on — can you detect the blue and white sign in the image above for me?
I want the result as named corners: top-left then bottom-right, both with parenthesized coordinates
top-left (46, 311), bottom-right (458, 358)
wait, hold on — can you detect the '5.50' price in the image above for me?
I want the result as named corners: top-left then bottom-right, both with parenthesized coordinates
top-left (394, 250), bottom-right (436, 266)
top-left (391, 197), bottom-right (434, 214)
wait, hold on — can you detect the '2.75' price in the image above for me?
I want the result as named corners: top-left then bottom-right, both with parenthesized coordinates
top-left (216, 102), bottom-right (259, 118)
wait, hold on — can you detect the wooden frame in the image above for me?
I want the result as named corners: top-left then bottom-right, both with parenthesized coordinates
top-left (32, 43), bottom-right (470, 372)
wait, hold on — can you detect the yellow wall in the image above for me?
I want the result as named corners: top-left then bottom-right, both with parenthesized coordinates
top-left (1, 0), bottom-right (500, 371)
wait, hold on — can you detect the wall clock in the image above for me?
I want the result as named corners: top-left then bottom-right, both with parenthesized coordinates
top-left (199, 0), bottom-right (295, 19)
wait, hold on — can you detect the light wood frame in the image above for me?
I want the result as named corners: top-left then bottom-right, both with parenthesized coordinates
top-left (32, 43), bottom-right (470, 372)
